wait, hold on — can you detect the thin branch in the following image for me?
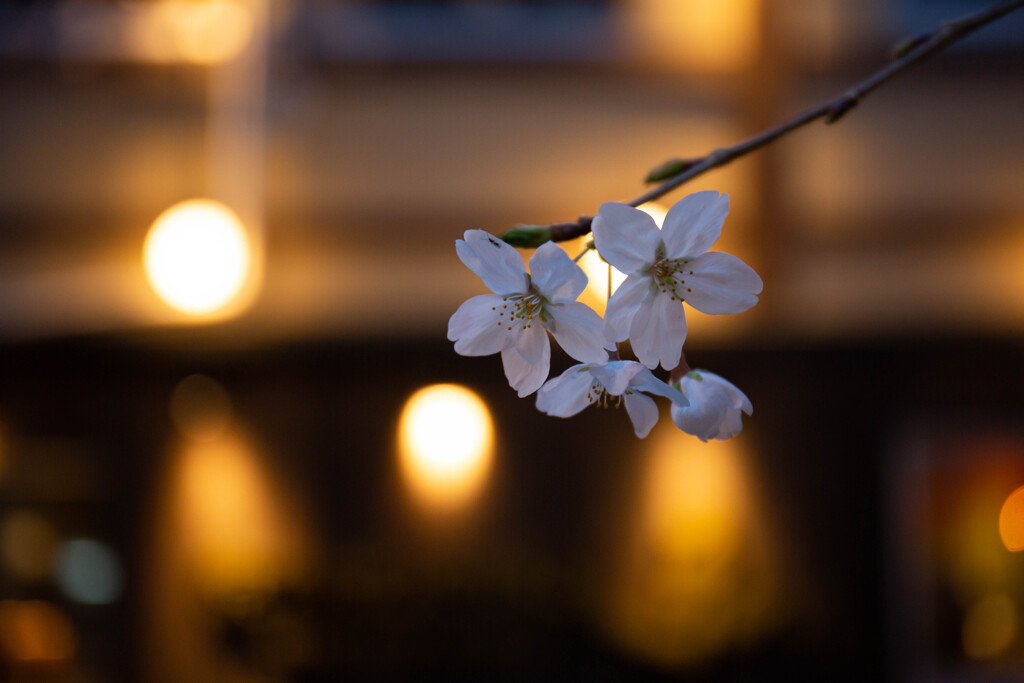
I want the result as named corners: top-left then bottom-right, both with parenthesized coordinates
top-left (500, 0), bottom-right (1024, 246)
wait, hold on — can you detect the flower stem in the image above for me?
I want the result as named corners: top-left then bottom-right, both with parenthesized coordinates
top-left (669, 353), bottom-right (692, 385)
top-left (573, 241), bottom-right (594, 263)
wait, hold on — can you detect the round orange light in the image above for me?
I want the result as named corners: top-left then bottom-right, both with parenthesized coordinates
top-left (999, 485), bottom-right (1024, 551)
top-left (397, 384), bottom-right (494, 511)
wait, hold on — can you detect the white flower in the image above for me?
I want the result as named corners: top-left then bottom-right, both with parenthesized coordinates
top-left (536, 360), bottom-right (687, 438)
top-left (670, 369), bottom-right (752, 441)
top-left (592, 192), bottom-right (763, 370)
top-left (448, 230), bottom-right (611, 397)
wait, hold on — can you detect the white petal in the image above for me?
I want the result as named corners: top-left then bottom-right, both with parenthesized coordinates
top-left (529, 241), bottom-right (588, 303)
top-left (536, 364), bottom-right (597, 418)
top-left (628, 291), bottom-right (686, 370)
top-left (603, 274), bottom-right (653, 343)
top-left (671, 372), bottom-right (748, 441)
top-left (500, 325), bottom-right (551, 397)
top-left (591, 202), bottom-right (661, 274)
top-left (662, 191), bottom-right (729, 258)
top-left (670, 394), bottom-right (721, 442)
top-left (682, 251), bottom-right (763, 315)
top-left (624, 393), bottom-right (660, 439)
top-left (447, 294), bottom-right (510, 356)
top-left (630, 368), bottom-right (688, 407)
top-left (456, 229), bottom-right (527, 296)
top-left (713, 408), bottom-right (745, 440)
top-left (546, 302), bottom-right (611, 363)
top-left (698, 370), bottom-right (753, 415)
top-left (589, 360), bottom-right (645, 396)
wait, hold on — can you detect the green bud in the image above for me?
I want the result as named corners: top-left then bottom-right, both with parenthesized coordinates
top-left (499, 225), bottom-right (552, 249)
top-left (685, 370), bottom-right (703, 381)
top-left (645, 158), bottom-right (696, 184)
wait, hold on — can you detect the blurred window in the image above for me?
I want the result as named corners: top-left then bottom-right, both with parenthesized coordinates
top-left (292, 0), bottom-right (617, 64)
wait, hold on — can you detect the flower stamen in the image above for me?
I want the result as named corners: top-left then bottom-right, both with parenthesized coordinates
top-left (588, 381), bottom-right (626, 409)
top-left (650, 256), bottom-right (690, 302)
top-left (501, 290), bottom-right (547, 332)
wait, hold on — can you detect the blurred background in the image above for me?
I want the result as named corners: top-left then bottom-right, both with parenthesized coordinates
top-left (0, 0), bottom-right (1023, 680)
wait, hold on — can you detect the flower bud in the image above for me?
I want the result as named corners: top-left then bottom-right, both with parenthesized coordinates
top-left (498, 225), bottom-right (552, 249)
top-left (645, 157), bottom-right (698, 184)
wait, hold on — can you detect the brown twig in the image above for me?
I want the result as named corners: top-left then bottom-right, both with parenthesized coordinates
top-left (499, 0), bottom-right (1024, 246)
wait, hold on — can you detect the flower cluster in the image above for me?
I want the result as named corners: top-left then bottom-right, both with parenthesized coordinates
top-left (448, 191), bottom-right (761, 440)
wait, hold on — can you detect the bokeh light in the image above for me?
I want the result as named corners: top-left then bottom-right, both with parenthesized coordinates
top-left (604, 427), bottom-right (779, 667)
top-left (637, 201), bottom-right (668, 228)
top-left (624, 0), bottom-right (760, 73)
top-left (398, 384), bottom-right (494, 511)
top-left (144, 199), bottom-right (251, 315)
top-left (0, 600), bottom-right (75, 669)
top-left (962, 592), bottom-right (1017, 660)
top-left (176, 434), bottom-right (304, 595)
top-left (999, 485), bottom-right (1024, 552)
top-left (170, 374), bottom-right (232, 441)
top-left (55, 539), bottom-right (125, 605)
top-left (0, 511), bottom-right (57, 582)
top-left (126, 0), bottom-right (254, 66)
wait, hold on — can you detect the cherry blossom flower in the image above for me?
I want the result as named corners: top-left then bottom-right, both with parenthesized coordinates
top-left (448, 230), bottom-right (610, 397)
top-left (670, 369), bottom-right (752, 442)
top-left (536, 360), bottom-right (687, 438)
top-left (592, 192), bottom-right (763, 370)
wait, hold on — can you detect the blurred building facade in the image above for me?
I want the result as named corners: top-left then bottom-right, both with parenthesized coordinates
top-left (0, 1), bottom-right (1023, 681)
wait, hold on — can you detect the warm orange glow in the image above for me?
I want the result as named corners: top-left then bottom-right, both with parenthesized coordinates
top-left (640, 436), bottom-right (745, 563)
top-left (999, 485), bottom-right (1024, 551)
top-left (939, 456), bottom-right (1023, 597)
top-left (623, 0), bottom-right (761, 73)
top-left (144, 199), bottom-right (251, 315)
top-left (169, 374), bottom-right (232, 441)
top-left (963, 593), bottom-right (1017, 660)
top-left (0, 601), bottom-right (75, 666)
top-left (126, 0), bottom-right (254, 66)
top-left (145, 428), bottom-right (310, 681)
top-left (177, 434), bottom-right (303, 594)
top-left (0, 512), bottom-right (57, 582)
top-left (605, 428), bottom-right (778, 667)
top-left (637, 201), bottom-right (668, 228)
top-left (398, 384), bottom-right (494, 511)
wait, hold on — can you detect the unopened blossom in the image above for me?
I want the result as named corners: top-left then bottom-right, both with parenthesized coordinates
top-left (592, 192), bottom-right (762, 370)
top-left (448, 230), bottom-right (611, 397)
top-left (536, 360), bottom-right (687, 439)
top-left (670, 369), bottom-right (752, 442)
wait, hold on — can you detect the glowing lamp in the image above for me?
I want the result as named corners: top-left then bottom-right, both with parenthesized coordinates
top-left (999, 485), bottom-right (1024, 551)
top-left (144, 199), bottom-right (251, 315)
top-left (398, 384), bottom-right (494, 511)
